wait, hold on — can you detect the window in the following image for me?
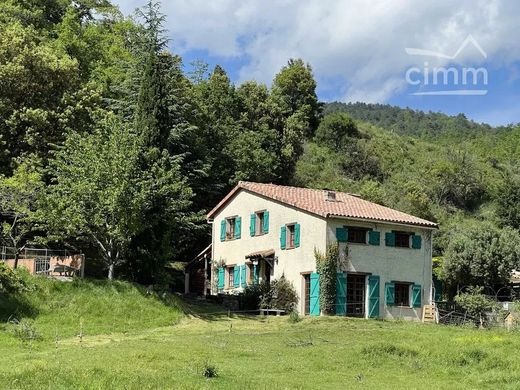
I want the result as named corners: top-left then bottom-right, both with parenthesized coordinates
top-left (394, 283), bottom-right (410, 306)
top-left (226, 217), bottom-right (236, 240)
top-left (347, 227), bottom-right (368, 244)
top-left (394, 231), bottom-right (411, 248)
top-left (227, 266), bottom-right (234, 288)
top-left (256, 211), bottom-right (265, 235)
top-left (287, 224), bottom-right (295, 249)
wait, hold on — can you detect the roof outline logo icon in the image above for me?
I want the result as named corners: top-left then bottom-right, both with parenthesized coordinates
top-left (405, 34), bottom-right (487, 60)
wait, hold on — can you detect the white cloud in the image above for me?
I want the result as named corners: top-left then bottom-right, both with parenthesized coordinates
top-left (114, 0), bottom-right (520, 103)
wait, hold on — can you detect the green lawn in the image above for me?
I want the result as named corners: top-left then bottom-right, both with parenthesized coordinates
top-left (1, 278), bottom-right (520, 389)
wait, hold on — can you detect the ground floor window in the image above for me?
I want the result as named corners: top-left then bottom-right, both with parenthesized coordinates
top-left (394, 283), bottom-right (410, 306)
top-left (227, 266), bottom-right (234, 288)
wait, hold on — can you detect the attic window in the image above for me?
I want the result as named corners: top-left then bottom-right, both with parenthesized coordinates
top-left (326, 191), bottom-right (337, 201)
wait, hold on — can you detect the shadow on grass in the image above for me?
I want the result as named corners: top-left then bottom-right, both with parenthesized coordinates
top-left (0, 294), bottom-right (38, 322)
top-left (179, 297), bottom-right (266, 322)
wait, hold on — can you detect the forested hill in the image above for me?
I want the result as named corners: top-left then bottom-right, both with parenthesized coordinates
top-left (2, 0), bottom-right (520, 293)
top-left (324, 102), bottom-right (513, 139)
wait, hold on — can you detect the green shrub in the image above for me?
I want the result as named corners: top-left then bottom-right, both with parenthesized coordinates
top-left (455, 286), bottom-right (500, 318)
top-left (202, 361), bottom-right (219, 378)
top-left (241, 277), bottom-right (298, 314)
top-left (0, 262), bottom-right (27, 294)
top-left (9, 318), bottom-right (41, 342)
top-left (241, 281), bottom-right (270, 311)
top-left (288, 311), bottom-right (302, 323)
top-left (260, 276), bottom-right (298, 313)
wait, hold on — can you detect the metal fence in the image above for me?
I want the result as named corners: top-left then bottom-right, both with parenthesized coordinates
top-left (1, 246), bottom-right (77, 261)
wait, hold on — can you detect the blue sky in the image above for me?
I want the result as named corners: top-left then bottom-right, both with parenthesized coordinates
top-left (113, 0), bottom-right (520, 126)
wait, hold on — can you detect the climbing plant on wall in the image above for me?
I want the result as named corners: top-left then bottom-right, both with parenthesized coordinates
top-left (315, 243), bottom-right (339, 315)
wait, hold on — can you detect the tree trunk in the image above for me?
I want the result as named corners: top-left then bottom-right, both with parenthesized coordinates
top-left (108, 263), bottom-right (115, 280)
top-left (13, 251), bottom-right (19, 269)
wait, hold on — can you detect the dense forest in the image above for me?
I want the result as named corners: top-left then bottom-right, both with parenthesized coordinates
top-left (2, 0), bottom-right (520, 292)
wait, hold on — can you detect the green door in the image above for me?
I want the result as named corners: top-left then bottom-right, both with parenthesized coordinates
top-left (309, 273), bottom-right (320, 316)
top-left (368, 275), bottom-right (380, 318)
top-left (336, 272), bottom-right (347, 316)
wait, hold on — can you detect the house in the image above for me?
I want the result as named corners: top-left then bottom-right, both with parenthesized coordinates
top-left (206, 181), bottom-right (438, 319)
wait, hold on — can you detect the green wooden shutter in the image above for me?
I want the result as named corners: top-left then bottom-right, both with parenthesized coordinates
top-left (412, 284), bottom-right (422, 307)
top-left (310, 273), bottom-right (320, 316)
top-left (294, 223), bottom-right (301, 248)
top-left (368, 231), bottom-right (380, 245)
top-left (253, 264), bottom-right (259, 284)
top-left (241, 265), bottom-right (246, 287)
top-left (280, 226), bottom-right (287, 249)
top-left (250, 214), bottom-right (256, 236)
top-left (220, 220), bottom-right (226, 241)
top-left (217, 267), bottom-right (224, 290)
top-left (368, 275), bottom-right (380, 318)
top-left (336, 272), bottom-right (347, 316)
top-left (385, 232), bottom-right (395, 247)
top-left (411, 235), bottom-right (422, 249)
top-left (263, 211), bottom-right (269, 234)
top-left (234, 217), bottom-right (241, 239)
top-left (233, 266), bottom-right (240, 288)
top-left (385, 282), bottom-right (395, 305)
top-left (336, 227), bottom-right (348, 242)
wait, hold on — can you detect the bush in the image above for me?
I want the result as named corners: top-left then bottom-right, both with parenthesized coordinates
top-left (241, 277), bottom-right (298, 314)
top-left (260, 276), bottom-right (298, 313)
top-left (201, 361), bottom-right (218, 378)
top-left (9, 318), bottom-right (41, 342)
top-left (288, 311), bottom-right (302, 323)
top-left (0, 262), bottom-right (27, 294)
top-left (455, 286), bottom-right (501, 326)
top-left (241, 281), bottom-right (270, 311)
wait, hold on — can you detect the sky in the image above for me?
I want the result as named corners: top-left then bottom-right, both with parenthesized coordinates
top-left (112, 0), bottom-right (520, 126)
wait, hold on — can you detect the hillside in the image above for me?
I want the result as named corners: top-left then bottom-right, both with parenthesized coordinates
top-left (296, 105), bottom-right (520, 255)
top-left (0, 276), bottom-right (184, 344)
top-left (324, 102), bottom-right (514, 139)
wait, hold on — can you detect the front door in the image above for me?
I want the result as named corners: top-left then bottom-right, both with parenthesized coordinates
top-left (347, 274), bottom-right (366, 317)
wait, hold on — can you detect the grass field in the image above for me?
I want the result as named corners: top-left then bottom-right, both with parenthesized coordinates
top-left (2, 278), bottom-right (520, 389)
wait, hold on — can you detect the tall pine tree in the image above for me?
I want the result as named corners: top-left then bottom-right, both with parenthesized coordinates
top-left (125, 0), bottom-right (194, 284)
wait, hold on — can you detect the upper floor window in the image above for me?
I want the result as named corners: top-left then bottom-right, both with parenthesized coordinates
top-left (250, 211), bottom-right (269, 236)
top-left (226, 217), bottom-right (236, 240)
top-left (287, 224), bottom-right (296, 249)
top-left (394, 232), bottom-right (411, 248)
top-left (347, 227), bottom-right (368, 244)
top-left (281, 223), bottom-right (300, 249)
top-left (220, 216), bottom-right (242, 242)
top-left (256, 211), bottom-right (265, 235)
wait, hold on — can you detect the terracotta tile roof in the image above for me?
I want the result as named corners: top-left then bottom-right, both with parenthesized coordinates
top-left (207, 181), bottom-right (438, 228)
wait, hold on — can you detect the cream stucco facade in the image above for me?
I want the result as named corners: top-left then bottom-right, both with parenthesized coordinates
top-left (209, 188), bottom-right (435, 320)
